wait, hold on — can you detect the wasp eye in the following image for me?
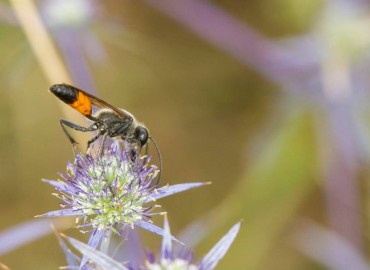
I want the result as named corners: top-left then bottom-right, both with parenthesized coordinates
top-left (135, 126), bottom-right (149, 146)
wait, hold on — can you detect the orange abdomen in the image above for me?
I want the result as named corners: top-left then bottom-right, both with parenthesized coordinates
top-left (71, 92), bottom-right (92, 116)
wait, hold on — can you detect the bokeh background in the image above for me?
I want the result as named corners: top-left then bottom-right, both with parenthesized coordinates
top-left (2, 0), bottom-right (370, 269)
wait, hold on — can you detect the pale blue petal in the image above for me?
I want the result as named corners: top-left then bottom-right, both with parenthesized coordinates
top-left (42, 179), bottom-right (70, 191)
top-left (147, 182), bottom-right (209, 202)
top-left (120, 229), bottom-right (144, 269)
top-left (99, 231), bottom-right (112, 254)
top-left (135, 220), bottom-right (183, 245)
top-left (40, 209), bottom-right (82, 217)
top-left (161, 215), bottom-right (172, 259)
top-left (0, 219), bottom-right (68, 255)
top-left (67, 236), bottom-right (128, 270)
top-left (80, 229), bottom-right (105, 268)
top-left (198, 222), bottom-right (241, 270)
top-left (56, 233), bottom-right (80, 267)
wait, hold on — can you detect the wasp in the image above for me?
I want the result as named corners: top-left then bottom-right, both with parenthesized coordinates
top-left (49, 83), bottom-right (161, 180)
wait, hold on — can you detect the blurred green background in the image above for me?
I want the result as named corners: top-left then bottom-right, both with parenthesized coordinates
top-left (2, 0), bottom-right (370, 269)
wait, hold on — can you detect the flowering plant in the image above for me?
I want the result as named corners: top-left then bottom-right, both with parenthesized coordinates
top-left (40, 143), bottom-right (209, 255)
top-left (59, 215), bottom-right (241, 270)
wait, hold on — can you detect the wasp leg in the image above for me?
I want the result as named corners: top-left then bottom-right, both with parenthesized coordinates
top-left (87, 132), bottom-right (108, 156)
top-left (124, 139), bottom-right (140, 179)
top-left (127, 139), bottom-right (141, 163)
top-left (98, 132), bottom-right (108, 156)
top-left (143, 142), bottom-right (148, 157)
top-left (60, 119), bottom-right (99, 155)
top-left (142, 142), bottom-right (149, 165)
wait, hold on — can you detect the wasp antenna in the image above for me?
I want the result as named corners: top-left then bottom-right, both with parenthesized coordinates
top-left (149, 136), bottom-right (162, 185)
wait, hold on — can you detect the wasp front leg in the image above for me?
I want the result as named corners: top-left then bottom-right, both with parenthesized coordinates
top-left (87, 132), bottom-right (108, 156)
top-left (125, 139), bottom-right (141, 163)
top-left (60, 119), bottom-right (99, 155)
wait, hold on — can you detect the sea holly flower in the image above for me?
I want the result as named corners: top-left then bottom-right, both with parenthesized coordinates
top-left (40, 143), bottom-right (208, 247)
top-left (142, 217), bottom-right (242, 270)
top-left (60, 216), bottom-right (241, 270)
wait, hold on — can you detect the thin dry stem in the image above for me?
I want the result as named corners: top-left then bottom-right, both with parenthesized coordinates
top-left (9, 0), bottom-right (87, 148)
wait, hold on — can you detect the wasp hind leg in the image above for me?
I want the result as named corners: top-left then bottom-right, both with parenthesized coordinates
top-left (60, 119), bottom-right (99, 155)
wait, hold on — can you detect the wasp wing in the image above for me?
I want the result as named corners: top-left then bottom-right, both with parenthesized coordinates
top-left (65, 84), bottom-right (132, 120)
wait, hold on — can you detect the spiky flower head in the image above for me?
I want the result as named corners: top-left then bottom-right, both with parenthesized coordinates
top-left (142, 217), bottom-right (242, 270)
top-left (145, 258), bottom-right (198, 270)
top-left (59, 217), bottom-right (241, 270)
top-left (41, 143), bottom-right (207, 237)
